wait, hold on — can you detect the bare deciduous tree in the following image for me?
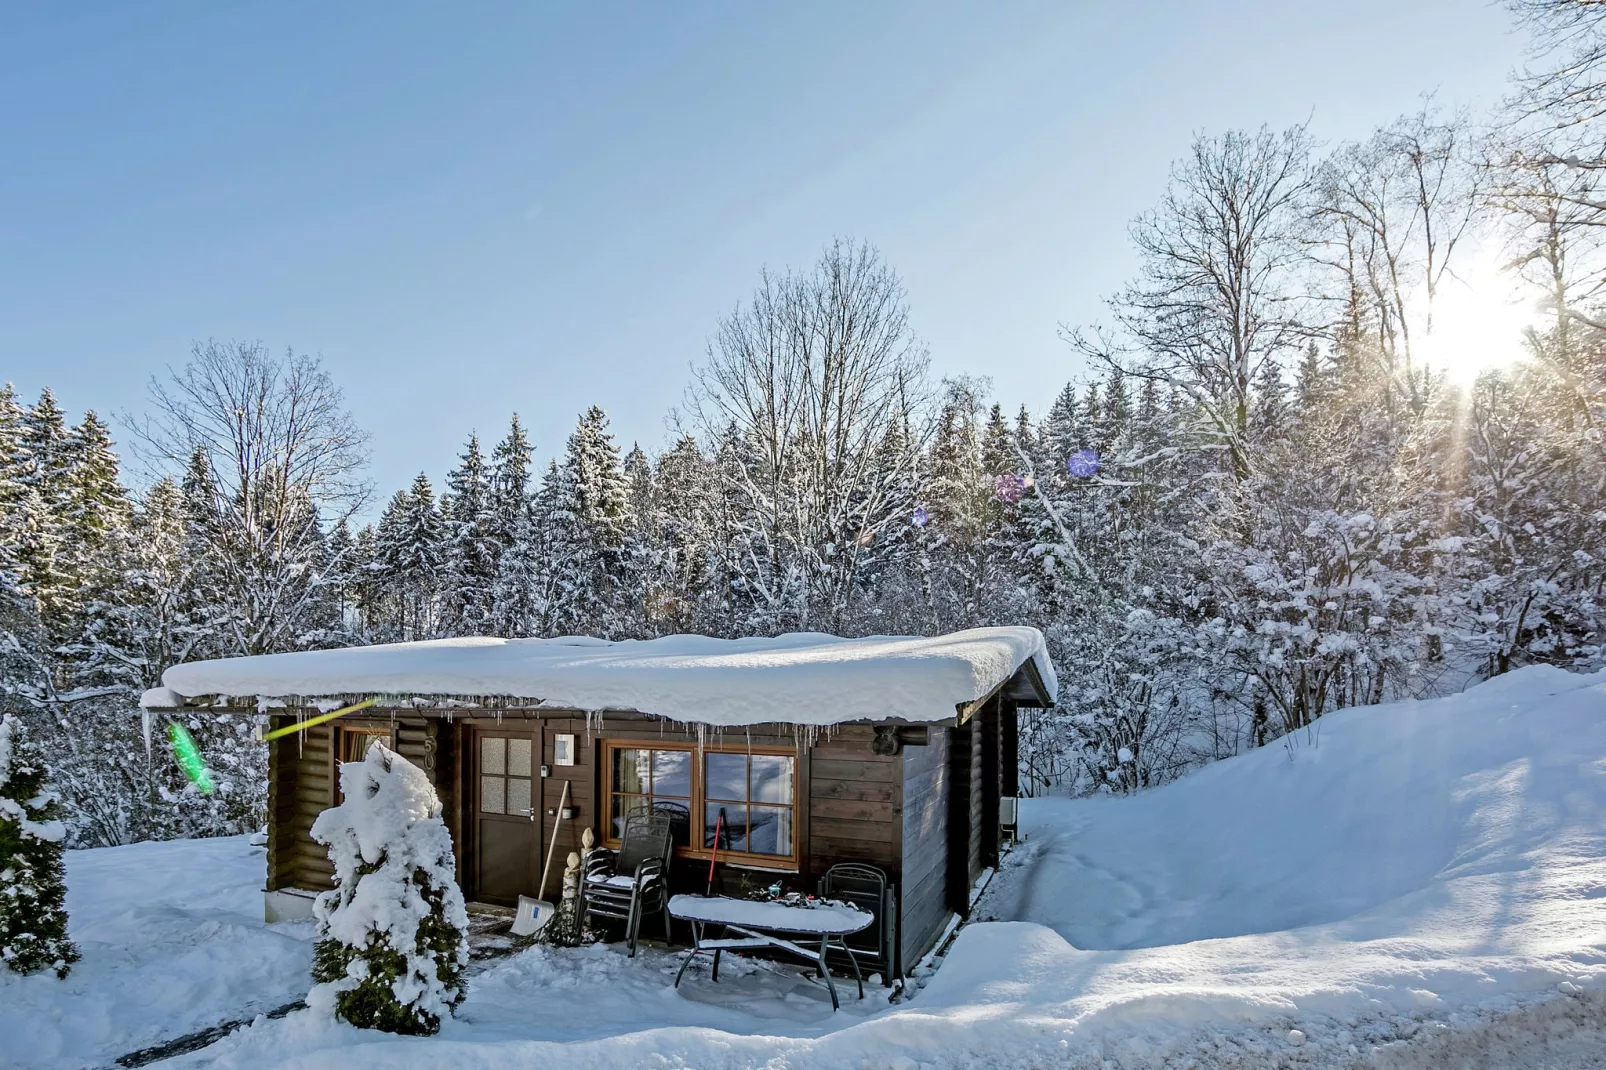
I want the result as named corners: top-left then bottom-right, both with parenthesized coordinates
top-left (130, 340), bottom-right (370, 655)
top-left (1078, 126), bottom-right (1313, 481)
top-left (686, 239), bottom-right (933, 632)
top-left (1311, 105), bottom-right (1482, 413)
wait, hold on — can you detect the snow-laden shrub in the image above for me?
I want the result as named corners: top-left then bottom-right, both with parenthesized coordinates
top-left (308, 742), bottom-right (468, 1035)
top-left (0, 713), bottom-right (78, 978)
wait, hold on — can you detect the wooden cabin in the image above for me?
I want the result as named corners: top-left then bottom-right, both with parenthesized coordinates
top-left (141, 628), bottom-right (1055, 977)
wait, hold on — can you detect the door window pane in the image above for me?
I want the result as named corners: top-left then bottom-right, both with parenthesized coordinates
top-left (507, 738), bottom-right (532, 777)
top-left (481, 737), bottom-right (506, 776)
top-left (652, 749), bottom-right (692, 798)
top-left (480, 775), bottom-right (506, 815)
top-left (748, 805), bottom-right (792, 855)
top-left (507, 777), bottom-right (531, 817)
top-left (613, 749), bottom-right (649, 795)
top-left (750, 755), bottom-right (793, 803)
top-left (704, 752), bottom-right (746, 801)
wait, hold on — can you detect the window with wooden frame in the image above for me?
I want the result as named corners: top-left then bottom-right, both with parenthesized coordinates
top-left (604, 742), bottom-right (798, 867)
top-left (335, 725), bottom-right (392, 802)
top-left (338, 726), bottom-right (391, 764)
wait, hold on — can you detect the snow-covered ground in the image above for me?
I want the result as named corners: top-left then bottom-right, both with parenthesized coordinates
top-left (0, 836), bottom-right (312, 1069)
top-left (5, 664), bottom-right (1606, 1068)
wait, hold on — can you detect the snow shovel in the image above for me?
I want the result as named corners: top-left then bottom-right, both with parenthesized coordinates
top-left (511, 779), bottom-right (570, 937)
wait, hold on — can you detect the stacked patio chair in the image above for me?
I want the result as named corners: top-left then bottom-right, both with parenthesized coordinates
top-left (818, 862), bottom-right (896, 982)
top-left (582, 810), bottom-right (674, 956)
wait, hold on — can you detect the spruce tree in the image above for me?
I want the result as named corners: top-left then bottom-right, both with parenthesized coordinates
top-left (489, 415), bottom-right (534, 547)
top-left (0, 712), bottom-right (78, 978)
top-left (309, 743), bottom-right (467, 1035)
top-left (543, 408), bottom-right (631, 637)
top-left (490, 496), bottom-right (546, 638)
top-left (15, 391), bottom-right (72, 632)
top-left (442, 435), bottom-right (498, 636)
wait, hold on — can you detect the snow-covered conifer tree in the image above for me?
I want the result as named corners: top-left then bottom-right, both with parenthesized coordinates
top-left (309, 742), bottom-right (467, 1035)
top-left (0, 712), bottom-right (78, 977)
top-left (543, 407), bottom-right (631, 637)
top-left (441, 434), bottom-right (498, 636)
top-left (489, 414), bottom-right (533, 547)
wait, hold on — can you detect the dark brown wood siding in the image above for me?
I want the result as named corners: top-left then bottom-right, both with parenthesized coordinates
top-left (538, 715), bottom-right (594, 902)
top-left (808, 725), bottom-right (898, 879)
top-left (945, 706), bottom-right (988, 914)
top-left (267, 714), bottom-right (459, 895)
top-left (1001, 700), bottom-right (1020, 798)
top-left (900, 725), bottom-right (951, 968)
top-left (968, 704), bottom-right (985, 886)
top-left (264, 709), bottom-right (944, 945)
top-left (275, 719), bottom-right (336, 892)
top-left (980, 700), bottom-right (1001, 869)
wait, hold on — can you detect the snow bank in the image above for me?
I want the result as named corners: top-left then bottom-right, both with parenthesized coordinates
top-left (152, 627), bottom-right (1055, 727)
top-left (17, 666), bottom-right (1606, 1069)
top-left (0, 836), bottom-right (310, 1070)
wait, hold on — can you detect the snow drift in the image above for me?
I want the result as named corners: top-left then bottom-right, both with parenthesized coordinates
top-left (9, 665), bottom-right (1606, 1069)
top-left (149, 627), bottom-right (1056, 727)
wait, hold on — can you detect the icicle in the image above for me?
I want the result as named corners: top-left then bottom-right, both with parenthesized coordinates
top-left (140, 707), bottom-right (154, 763)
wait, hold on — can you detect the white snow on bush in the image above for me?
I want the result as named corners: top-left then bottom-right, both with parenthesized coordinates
top-left (151, 627), bottom-right (1056, 726)
top-left (309, 744), bottom-right (468, 1025)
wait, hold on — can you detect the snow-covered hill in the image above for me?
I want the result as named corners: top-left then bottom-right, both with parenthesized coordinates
top-left (4, 666), bottom-right (1605, 1069)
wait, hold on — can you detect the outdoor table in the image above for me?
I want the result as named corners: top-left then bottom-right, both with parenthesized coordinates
top-left (668, 894), bottom-right (873, 1010)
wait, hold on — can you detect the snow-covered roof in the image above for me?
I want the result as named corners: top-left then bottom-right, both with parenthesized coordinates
top-left (143, 628), bottom-right (1055, 728)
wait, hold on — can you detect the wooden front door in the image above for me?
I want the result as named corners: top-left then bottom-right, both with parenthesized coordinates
top-left (473, 728), bottom-right (538, 905)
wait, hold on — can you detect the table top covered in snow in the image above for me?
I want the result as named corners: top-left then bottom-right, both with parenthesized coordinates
top-left (144, 628), bottom-right (1056, 727)
top-left (668, 895), bottom-right (872, 935)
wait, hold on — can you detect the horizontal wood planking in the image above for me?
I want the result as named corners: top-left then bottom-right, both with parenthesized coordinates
top-left (807, 730), bottom-right (901, 890)
top-left (811, 779), bottom-right (896, 803)
top-left (809, 758), bottom-right (897, 783)
top-left (810, 797), bottom-right (892, 822)
top-left (290, 722), bottom-right (337, 891)
top-left (808, 815), bottom-right (896, 844)
top-left (809, 836), bottom-right (896, 869)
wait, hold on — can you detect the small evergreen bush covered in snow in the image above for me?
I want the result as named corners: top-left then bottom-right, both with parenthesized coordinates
top-left (0, 713), bottom-right (78, 977)
top-left (308, 741), bottom-right (468, 1035)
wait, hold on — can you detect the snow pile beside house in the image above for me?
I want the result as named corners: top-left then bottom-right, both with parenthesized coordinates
top-left (10, 665), bottom-right (1606, 1069)
top-left (150, 627), bottom-right (1055, 726)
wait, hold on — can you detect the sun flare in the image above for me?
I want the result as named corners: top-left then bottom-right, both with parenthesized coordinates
top-left (1414, 255), bottom-right (1542, 384)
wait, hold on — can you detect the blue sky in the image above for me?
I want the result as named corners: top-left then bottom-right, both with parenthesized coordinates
top-left (1, 1), bottom-right (1524, 504)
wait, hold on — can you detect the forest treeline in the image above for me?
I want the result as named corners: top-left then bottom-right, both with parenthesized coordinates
top-left (2, 0), bottom-right (1604, 845)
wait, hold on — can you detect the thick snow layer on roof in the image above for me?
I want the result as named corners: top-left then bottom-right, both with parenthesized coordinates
top-left (150, 628), bottom-right (1055, 727)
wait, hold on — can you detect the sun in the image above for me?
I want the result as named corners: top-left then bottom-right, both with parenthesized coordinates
top-left (1414, 254), bottom-right (1542, 384)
